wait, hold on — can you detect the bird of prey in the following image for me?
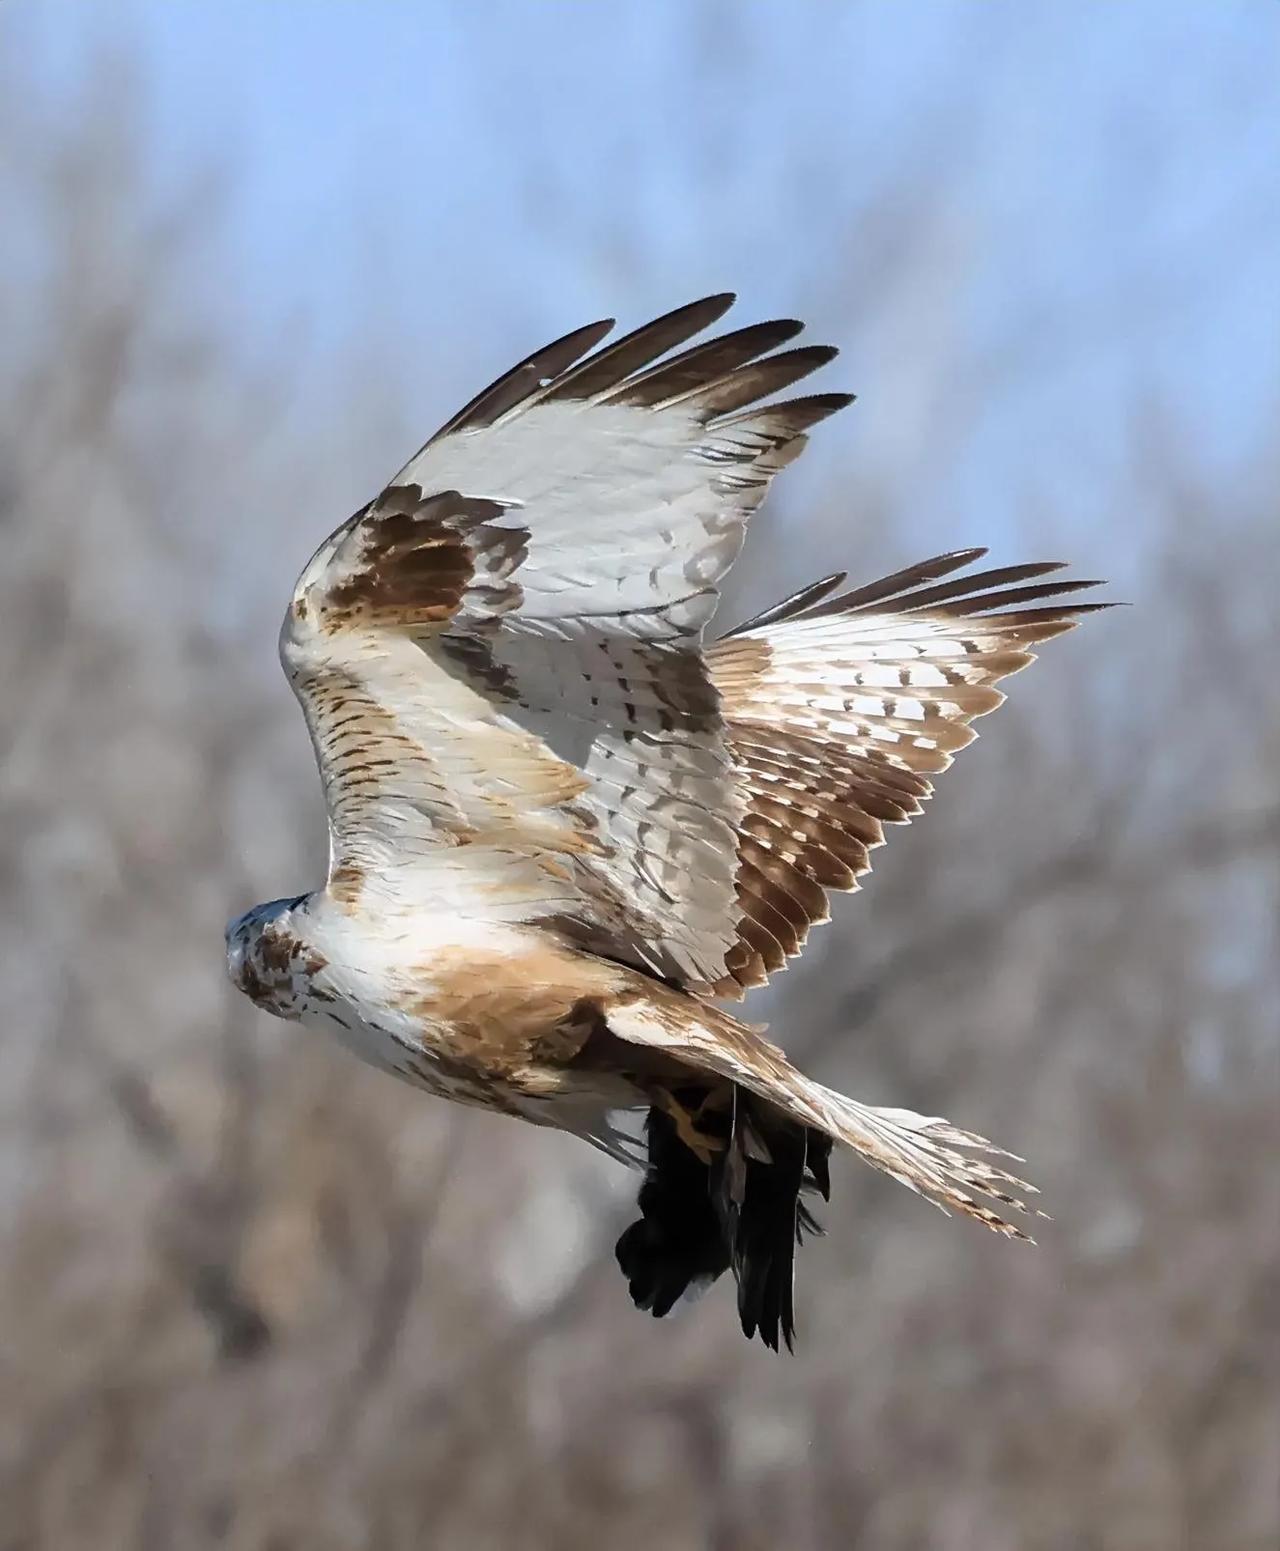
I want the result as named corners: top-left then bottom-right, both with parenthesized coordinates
top-left (226, 294), bottom-right (1105, 1349)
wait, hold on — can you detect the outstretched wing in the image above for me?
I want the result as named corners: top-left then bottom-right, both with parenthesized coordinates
top-left (705, 550), bottom-right (1109, 996)
top-left (281, 296), bottom-right (852, 981)
top-left (281, 486), bottom-right (599, 920)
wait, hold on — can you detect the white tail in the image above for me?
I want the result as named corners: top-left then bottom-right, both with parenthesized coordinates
top-left (798, 1077), bottom-right (1047, 1239)
top-left (608, 986), bottom-right (1046, 1239)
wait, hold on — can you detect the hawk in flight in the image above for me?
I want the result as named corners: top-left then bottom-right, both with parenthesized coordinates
top-left (227, 295), bottom-right (1105, 1349)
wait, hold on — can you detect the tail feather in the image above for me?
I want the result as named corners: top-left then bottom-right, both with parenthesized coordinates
top-left (606, 991), bottom-right (1045, 1245)
top-left (740, 1049), bottom-right (1046, 1240)
top-left (810, 1087), bottom-right (1046, 1239)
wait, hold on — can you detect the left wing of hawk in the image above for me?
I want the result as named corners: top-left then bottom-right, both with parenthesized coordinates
top-left (704, 549), bottom-right (1107, 995)
top-left (285, 295), bottom-right (852, 982)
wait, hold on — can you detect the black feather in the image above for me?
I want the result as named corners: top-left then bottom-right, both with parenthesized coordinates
top-left (615, 1104), bottom-right (730, 1318)
top-left (616, 1091), bottom-right (831, 1351)
top-left (718, 1108), bottom-right (807, 1352)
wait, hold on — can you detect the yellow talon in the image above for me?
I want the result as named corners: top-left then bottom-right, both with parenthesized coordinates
top-left (657, 1090), bottom-right (725, 1165)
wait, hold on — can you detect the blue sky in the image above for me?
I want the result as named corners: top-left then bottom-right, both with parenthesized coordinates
top-left (10, 1), bottom-right (1280, 586)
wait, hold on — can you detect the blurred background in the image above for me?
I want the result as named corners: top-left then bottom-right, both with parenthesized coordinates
top-left (2, 3), bottom-right (1277, 1548)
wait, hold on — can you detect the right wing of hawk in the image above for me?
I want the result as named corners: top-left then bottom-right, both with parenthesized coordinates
top-left (705, 550), bottom-right (1109, 996)
top-left (282, 296), bottom-right (852, 981)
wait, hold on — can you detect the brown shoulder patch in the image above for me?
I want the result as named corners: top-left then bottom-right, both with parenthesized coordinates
top-left (319, 488), bottom-right (526, 635)
top-left (325, 496), bottom-right (473, 628)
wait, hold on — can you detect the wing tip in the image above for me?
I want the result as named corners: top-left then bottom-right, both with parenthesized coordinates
top-left (682, 291), bottom-right (737, 326)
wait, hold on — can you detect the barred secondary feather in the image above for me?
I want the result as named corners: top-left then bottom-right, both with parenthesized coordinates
top-left (706, 549), bottom-right (1105, 994)
top-left (226, 294), bottom-right (1106, 1349)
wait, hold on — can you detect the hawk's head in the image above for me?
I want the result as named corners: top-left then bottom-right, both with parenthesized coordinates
top-left (225, 895), bottom-right (312, 1018)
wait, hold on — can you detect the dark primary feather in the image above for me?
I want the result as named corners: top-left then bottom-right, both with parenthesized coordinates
top-left (718, 391), bottom-right (855, 439)
top-left (426, 318), bottom-right (615, 442)
top-left (605, 319), bottom-right (805, 408)
top-left (426, 294), bottom-right (855, 475)
top-left (724, 573), bottom-right (847, 638)
top-left (668, 344), bottom-right (840, 418)
top-left (802, 548), bottom-right (989, 616)
top-left (537, 293), bottom-right (737, 403)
